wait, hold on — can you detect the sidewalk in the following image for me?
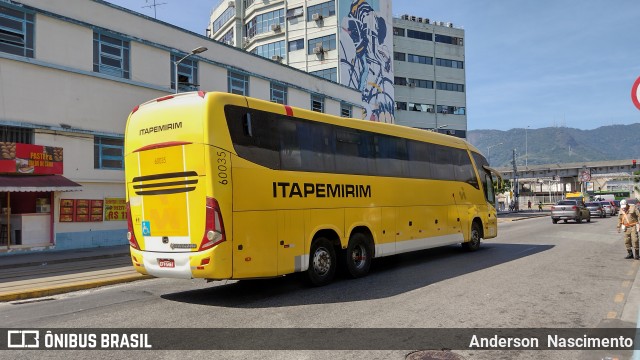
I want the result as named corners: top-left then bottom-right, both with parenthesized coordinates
top-left (0, 245), bottom-right (150, 302)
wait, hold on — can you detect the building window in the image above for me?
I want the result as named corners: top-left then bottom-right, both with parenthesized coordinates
top-left (286, 7), bottom-right (304, 19)
top-left (407, 29), bottom-right (432, 41)
top-left (310, 67), bottom-right (337, 82)
top-left (408, 78), bottom-right (434, 89)
top-left (93, 33), bottom-right (130, 79)
top-left (0, 125), bottom-right (32, 143)
top-left (244, 0), bottom-right (256, 8)
top-left (219, 28), bottom-right (234, 45)
top-left (395, 102), bottom-right (407, 111)
top-left (407, 54), bottom-right (433, 65)
top-left (228, 71), bottom-right (249, 95)
top-left (394, 77), bottom-right (407, 86)
top-left (213, 7), bottom-right (235, 33)
top-left (307, 1), bottom-right (335, 21)
top-left (436, 81), bottom-right (465, 92)
top-left (171, 54), bottom-right (199, 92)
top-left (341, 103), bottom-right (352, 117)
top-left (270, 83), bottom-right (287, 104)
top-left (0, 4), bottom-right (34, 58)
top-left (436, 57), bottom-right (464, 69)
top-left (408, 102), bottom-right (435, 112)
top-left (435, 34), bottom-right (463, 46)
top-left (94, 137), bottom-right (124, 170)
top-left (288, 38), bottom-right (304, 52)
top-left (438, 105), bottom-right (466, 115)
top-left (308, 34), bottom-right (336, 54)
top-left (252, 40), bottom-right (285, 60)
top-left (311, 94), bottom-right (324, 113)
top-left (393, 52), bottom-right (405, 61)
top-left (245, 9), bottom-right (284, 39)
top-left (393, 27), bottom-right (405, 36)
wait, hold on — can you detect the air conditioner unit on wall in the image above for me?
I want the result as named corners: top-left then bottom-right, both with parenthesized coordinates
top-left (271, 55), bottom-right (282, 61)
top-left (313, 46), bottom-right (323, 54)
top-left (312, 13), bottom-right (323, 21)
top-left (271, 24), bottom-right (281, 31)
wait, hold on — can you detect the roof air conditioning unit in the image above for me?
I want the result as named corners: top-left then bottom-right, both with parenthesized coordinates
top-left (312, 13), bottom-right (323, 21)
top-left (446, 22), bottom-right (453, 27)
top-left (410, 16), bottom-right (417, 21)
top-left (228, 1), bottom-right (235, 7)
top-left (313, 46), bottom-right (324, 54)
top-left (423, 18), bottom-right (430, 24)
top-left (271, 55), bottom-right (282, 61)
top-left (417, 17), bottom-right (423, 22)
top-left (401, 14), bottom-right (409, 20)
top-left (271, 24), bottom-right (281, 31)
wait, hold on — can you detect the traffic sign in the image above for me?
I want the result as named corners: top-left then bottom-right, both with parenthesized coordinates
top-left (632, 76), bottom-right (640, 110)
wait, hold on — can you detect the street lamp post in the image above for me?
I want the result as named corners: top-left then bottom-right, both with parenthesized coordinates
top-left (174, 46), bottom-right (208, 94)
top-left (525, 125), bottom-right (530, 168)
top-left (487, 142), bottom-right (503, 165)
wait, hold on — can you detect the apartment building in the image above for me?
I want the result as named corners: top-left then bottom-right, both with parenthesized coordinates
top-left (207, 1), bottom-right (467, 137)
top-left (0, 0), bottom-right (361, 253)
top-left (208, 0), bottom-right (395, 123)
top-left (392, 15), bottom-right (467, 138)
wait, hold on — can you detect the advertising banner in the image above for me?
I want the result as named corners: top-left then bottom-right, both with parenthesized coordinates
top-left (104, 198), bottom-right (127, 221)
top-left (0, 142), bottom-right (63, 175)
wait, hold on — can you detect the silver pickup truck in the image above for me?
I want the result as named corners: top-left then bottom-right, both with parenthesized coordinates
top-left (551, 199), bottom-right (591, 224)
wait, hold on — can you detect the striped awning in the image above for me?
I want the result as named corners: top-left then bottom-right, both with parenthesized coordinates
top-left (0, 175), bottom-right (82, 192)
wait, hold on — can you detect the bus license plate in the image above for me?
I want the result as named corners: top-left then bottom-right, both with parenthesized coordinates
top-left (158, 259), bottom-right (175, 268)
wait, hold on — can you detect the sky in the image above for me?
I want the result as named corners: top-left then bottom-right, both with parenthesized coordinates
top-left (104, 0), bottom-right (640, 131)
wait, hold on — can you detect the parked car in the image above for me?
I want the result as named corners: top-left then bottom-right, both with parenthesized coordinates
top-left (585, 202), bottom-right (606, 218)
top-left (599, 201), bottom-right (614, 216)
top-left (551, 199), bottom-right (591, 224)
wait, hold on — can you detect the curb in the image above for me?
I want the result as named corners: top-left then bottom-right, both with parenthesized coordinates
top-left (0, 274), bottom-right (153, 302)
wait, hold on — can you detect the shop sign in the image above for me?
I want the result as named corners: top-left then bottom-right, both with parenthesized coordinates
top-left (104, 198), bottom-right (127, 221)
top-left (0, 143), bottom-right (63, 174)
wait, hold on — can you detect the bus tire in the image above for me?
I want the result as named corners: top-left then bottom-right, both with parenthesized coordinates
top-left (307, 237), bottom-right (336, 286)
top-left (462, 222), bottom-right (482, 251)
top-left (345, 232), bottom-right (372, 278)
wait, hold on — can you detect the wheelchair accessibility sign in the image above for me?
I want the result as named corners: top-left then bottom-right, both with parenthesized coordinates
top-left (142, 221), bottom-right (151, 236)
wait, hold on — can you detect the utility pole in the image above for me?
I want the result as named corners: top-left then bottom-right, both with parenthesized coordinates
top-left (512, 149), bottom-right (519, 211)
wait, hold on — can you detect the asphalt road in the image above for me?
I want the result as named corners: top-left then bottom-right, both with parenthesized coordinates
top-left (1, 215), bottom-right (638, 360)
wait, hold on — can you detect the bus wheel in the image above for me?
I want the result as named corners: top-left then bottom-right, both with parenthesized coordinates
top-left (308, 237), bottom-right (336, 286)
top-left (345, 233), bottom-right (372, 278)
top-left (462, 222), bottom-right (482, 251)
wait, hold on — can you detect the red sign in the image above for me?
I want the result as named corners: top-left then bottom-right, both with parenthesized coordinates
top-left (632, 76), bottom-right (640, 111)
top-left (0, 143), bottom-right (63, 174)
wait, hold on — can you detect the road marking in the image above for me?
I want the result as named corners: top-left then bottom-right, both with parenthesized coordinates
top-left (614, 293), bottom-right (625, 303)
top-left (606, 311), bottom-right (617, 319)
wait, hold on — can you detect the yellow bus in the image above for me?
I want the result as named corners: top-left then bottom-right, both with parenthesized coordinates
top-left (124, 91), bottom-right (499, 286)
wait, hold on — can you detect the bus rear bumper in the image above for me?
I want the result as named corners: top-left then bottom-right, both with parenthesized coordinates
top-left (130, 248), bottom-right (199, 279)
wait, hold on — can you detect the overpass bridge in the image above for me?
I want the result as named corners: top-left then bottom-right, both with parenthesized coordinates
top-left (494, 159), bottom-right (639, 203)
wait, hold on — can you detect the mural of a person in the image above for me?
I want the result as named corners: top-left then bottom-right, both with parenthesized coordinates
top-left (339, 0), bottom-right (394, 123)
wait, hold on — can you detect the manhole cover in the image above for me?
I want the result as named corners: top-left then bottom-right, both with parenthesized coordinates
top-left (406, 350), bottom-right (466, 360)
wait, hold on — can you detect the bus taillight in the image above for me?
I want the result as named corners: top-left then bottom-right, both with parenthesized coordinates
top-left (200, 197), bottom-right (226, 251)
top-left (126, 202), bottom-right (140, 250)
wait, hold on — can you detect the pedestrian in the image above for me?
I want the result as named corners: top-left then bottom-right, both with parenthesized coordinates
top-left (617, 199), bottom-right (640, 260)
top-left (528, 200), bottom-right (532, 210)
top-left (538, 202), bottom-right (543, 212)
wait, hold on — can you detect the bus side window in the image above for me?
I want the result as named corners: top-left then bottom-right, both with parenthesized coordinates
top-left (485, 173), bottom-right (495, 203)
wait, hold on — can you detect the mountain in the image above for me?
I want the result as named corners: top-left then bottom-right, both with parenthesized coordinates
top-left (466, 124), bottom-right (640, 168)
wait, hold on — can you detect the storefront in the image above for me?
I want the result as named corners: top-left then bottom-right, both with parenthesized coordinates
top-left (0, 143), bottom-right (81, 251)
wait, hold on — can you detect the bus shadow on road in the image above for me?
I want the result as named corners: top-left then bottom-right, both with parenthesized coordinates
top-left (161, 243), bottom-right (554, 308)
